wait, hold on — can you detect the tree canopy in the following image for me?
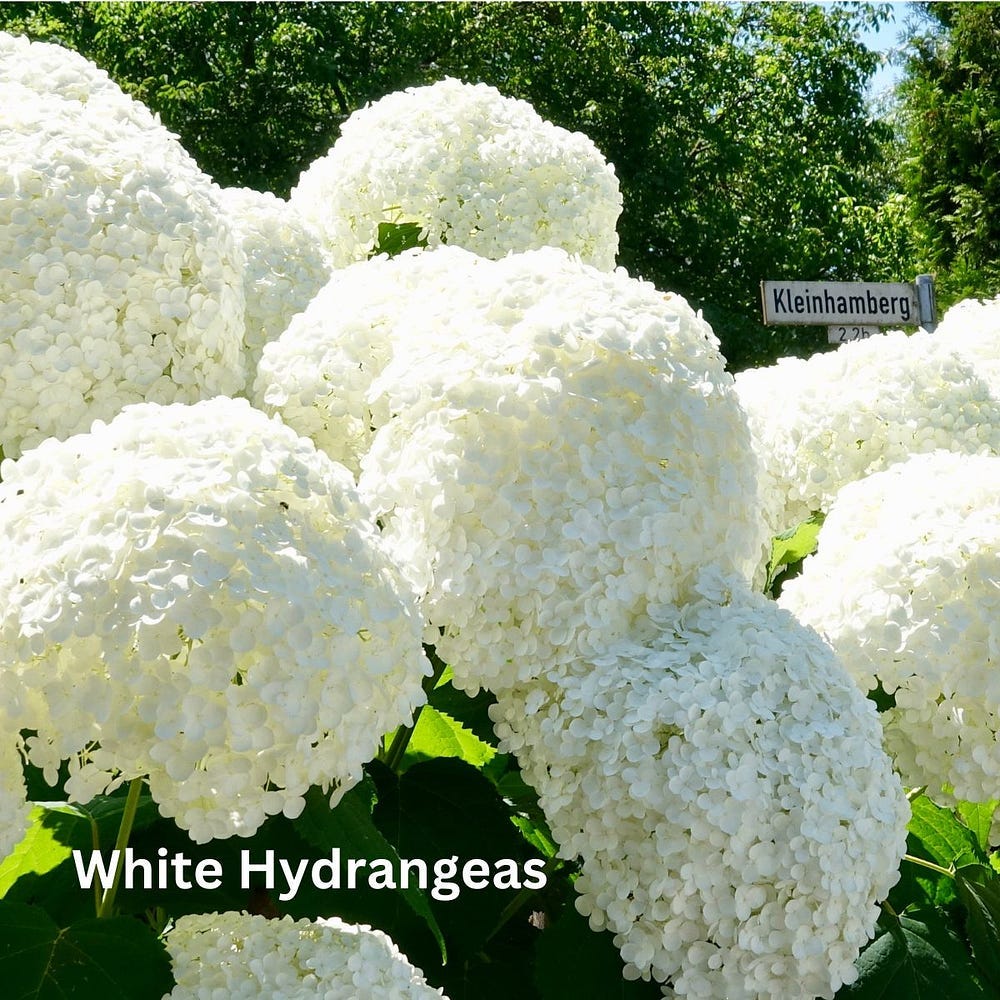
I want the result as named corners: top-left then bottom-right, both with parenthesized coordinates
top-left (898, 1), bottom-right (1000, 306)
top-left (1, 1), bottom-right (911, 368)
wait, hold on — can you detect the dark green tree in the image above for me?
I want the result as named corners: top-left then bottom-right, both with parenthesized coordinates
top-left (898, 2), bottom-right (1000, 306)
top-left (0, 1), bottom-right (898, 368)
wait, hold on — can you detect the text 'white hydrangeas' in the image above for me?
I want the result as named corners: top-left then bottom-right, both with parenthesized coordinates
top-left (0, 398), bottom-right (430, 844)
top-left (163, 912), bottom-right (448, 1000)
top-left (492, 577), bottom-right (909, 1000)
top-left (1, 37), bottom-right (246, 458)
top-left (735, 329), bottom-right (1000, 549)
top-left (290, 78), bottom-right (622, 269)
top-left (343, 248), bottom-right (767, 693)
top-left (780, 451), bottom-right (1000, 811)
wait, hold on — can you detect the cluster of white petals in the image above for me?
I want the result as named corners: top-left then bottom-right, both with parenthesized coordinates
top-left (163, 912), bottom-right (448, 1000)
top-left (0, 735), bottom-right (29, 862)
top-left (936, 293), bottom-right (1000, 390)
top-left (215, 186), bottom-right (332, 373)
top-left (0, 397), bottom-right (429, 843)
top-left (780, 451), bottom-right (1000, 808)
top-left (491, 576), bottom-right (909, 1000)
top-left (1, 39), bottom-right (245, 458)
top-left (347, 248), bottom-right (765, 693)
top-left (1, 30), bottom-right (162, 130)
top-left (734, 329), bottom-right (1000, 545)
top-left (290, 78), bottom-right (621, 269)
top-left (255, 247), bottom-right (494, 475)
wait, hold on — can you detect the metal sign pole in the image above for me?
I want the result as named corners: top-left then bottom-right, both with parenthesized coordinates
top-left (915, 274), bottom-right (937, 332)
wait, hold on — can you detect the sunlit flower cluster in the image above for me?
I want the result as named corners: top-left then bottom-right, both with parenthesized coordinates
top-left (1, 41), bottom-right (245, 458)
top-left (491, 576), bottom-right (909, 1000)
top-left (779, 451), bottom-right (1000, 809)
top-left (1, 30), bottom-right (163, 130)
top-left (255, 246), bottom-right (494, 475)
top-left (215, 186), bottom-right (332, 374)
top-left (290, 78), bottom-right (622, 269)
top-left (163, 912), bottom-right (449, 1000)
top-left (734, 329), bottom-right (1000, 544)
top-left (0, 397), bottom-right (429, 843)
top-left (350, 248), bottom-right (766, 693)
top-left (936, 293), bottom-right (1000, 391)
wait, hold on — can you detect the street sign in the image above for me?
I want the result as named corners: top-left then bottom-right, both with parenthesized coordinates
top-left (761, 280), bottom-right (919, 327)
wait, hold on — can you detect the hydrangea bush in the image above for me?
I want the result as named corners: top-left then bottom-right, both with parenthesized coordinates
top-left (164, 912), bottom-right (447, 1000)
top-left (290, 78), bottom-right (622, 269)
top-left (0, 397), bottom-right (429, 841)
top-left (735, 328), bottom-right (1000, 547)
top-left (215, 186), bottom-right (332, 374)
top-left (353, 248), bottom-right (768, 693)
top-left (779, 451), bottom-right (1000, 811)
top-left (1, 29), bottom-right (998, 1000)
top-left (1, 37), bottom-right (246, 458)
top-left (254, 246), bottom-right (494, 475)
top-left (492, 576), bottom-right (909, 1000)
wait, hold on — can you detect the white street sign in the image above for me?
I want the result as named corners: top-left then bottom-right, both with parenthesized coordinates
top-left (761, 280), bottom-right (919, 326)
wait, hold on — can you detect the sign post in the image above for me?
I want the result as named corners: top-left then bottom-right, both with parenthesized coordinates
top-left (760, 276), bottom-right (936, 342)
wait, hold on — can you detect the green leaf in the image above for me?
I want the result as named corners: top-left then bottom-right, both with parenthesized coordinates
top-left (765, 511), bottom-right (825, 592)
top-left (534, 904), bottom-right (662, 999)
top-left (428, 682), bottom-right (499, 748)
top-left (840, 907), bottom-right (988, 998)
top-left (401, 706), bottom-right (496, 772)
top-left (294, 782), bottom-right (446, 963)
top-left (371, 220), bottom-right (428, 258)
top-left (0, 807), bottom-right (81, 899)
top-left (375, 758), bottom-right (544, 956)
top-left (956, 801), bottom-right (999, 855)
top-left (909, 796), bottom-right (986, 868)
top-left (956, 863), bottom-right (1000, 992)
top-left (0, 901), bottom-right (173, 1000)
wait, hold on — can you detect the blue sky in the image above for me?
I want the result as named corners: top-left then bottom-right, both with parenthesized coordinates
top-left (857, 2), bottom-right (916, 99)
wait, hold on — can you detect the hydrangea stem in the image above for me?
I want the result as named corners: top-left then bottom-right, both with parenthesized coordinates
top-left (96, 776), bottom-right (145, 918)
top-left (903, 853), bottom-right (954, 879)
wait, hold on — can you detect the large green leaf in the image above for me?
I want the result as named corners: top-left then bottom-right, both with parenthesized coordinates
top-left (956, 801), bottom-right (1000, 856)
top-left (765, 511), bottom-right (825, 593)
top-left (0, 901), bottom-right (173, 1000)
top-left (292, 781), bottom-right (446, 962)
top-left (534, 904), bottom-right (661, 999)
top-left (956, 863), bottom-right (1000, 992)
top-left (839, 907), bottom-right (988, 999)
top-left (401, 706), bottom-right (496, 772)
top-left (374, 758), bottom-right (545, 955)
top-left (909, 796), bottom-right (985, 868)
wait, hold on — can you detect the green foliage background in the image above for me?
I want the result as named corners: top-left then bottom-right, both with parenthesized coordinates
top-left (0, 0), bottom-right (929, 370)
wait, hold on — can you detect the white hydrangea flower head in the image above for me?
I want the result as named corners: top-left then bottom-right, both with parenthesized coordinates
top-left (290, 78), bottom-right (622, 269)
top-left (353, 248), bottom-right (766, 694)
top-left (163, 912), bottom-right (448, 999)
top-left (779, 450), bottom-right (1000, 809)
top-left (491, 575), bottom-right (909, 1000)
top-left (0, 397), bottom-right (430, 842)
top-left (0, 735), bottom-right (29, 863)
top-left (1, 30), bottom-right (163, 131)
top-left (734, 329), bottom-right (1000, 546)
top-left (215, 186), bottom-right (332, 374)
top-left (254, 246), bottom-right (493, 475)
top-left (0, 72), bottom-right (246, 458)
top-left (936, 293), bottom-right (1000, 390)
